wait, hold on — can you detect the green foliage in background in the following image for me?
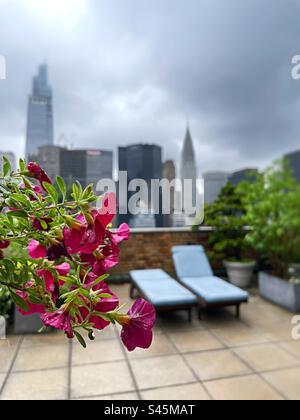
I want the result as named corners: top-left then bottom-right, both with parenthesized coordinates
top-left (0, 285), bottom-right (12, 317)
top-left (240, 159), bottom-right (300, 278)
top-left (204, 183), bottom-right (252, 263)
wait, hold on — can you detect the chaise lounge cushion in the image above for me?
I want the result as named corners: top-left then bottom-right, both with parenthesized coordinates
top-left (181, 276), bottom-right (249, 304)
top-left (172, 245), bottom-right (249, 304)
top-left (130, 269), bottom-right (197, 308)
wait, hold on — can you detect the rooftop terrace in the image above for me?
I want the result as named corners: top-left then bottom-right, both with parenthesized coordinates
top-left (1, 283), bottom-right (299, 401)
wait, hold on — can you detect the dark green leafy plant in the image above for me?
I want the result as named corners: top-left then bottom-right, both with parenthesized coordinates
top-left (0, 284), bottom-right (12, 317)
top-left (204, 183), bottom-right (252, 263)
top-left (241, 159), bottom-right (300, 279)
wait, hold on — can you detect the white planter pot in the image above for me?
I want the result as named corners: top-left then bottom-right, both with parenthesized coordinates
top-left (224, 261), bottom-right (256, 289)
top-left (259, 272), bottom-right (300, 313)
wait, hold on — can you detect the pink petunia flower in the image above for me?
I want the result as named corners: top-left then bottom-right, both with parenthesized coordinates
top-left (41, 309), bottom-right (74, 339)
top-left (79, 280), bottom-right (119, 331)
top-left (117, 299), bottom-right (156, 352)
top-left (63, 215), bottom-right (105, 255)
top-left (37, 262), bottom-right (70, 295)
top-left (0, 240), bottom-right (10, 249)
top-left (28, 240), bottom-right (47, 259)
top-left (27, 162), bottom-right (52, 191)
top-left (16, 291), bottom-right (45, 316)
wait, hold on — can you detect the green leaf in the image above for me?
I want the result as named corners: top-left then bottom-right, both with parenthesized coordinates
top-left (74, 330), bottom-right (87, 348)
top-left (2, 157), bottom-right (11, 177)
top-left (7, 210), bottom-right (28, 218)
top-left (19, 159), bottom-right (26, 172)
top-left (40, 219), bottom-right (49, 230)
top-left (90, 274), bottom-right (109, 290)
top-left (10, 290), bottom-right (29, 313)
top-left (56, 176), bottom-right (67, 201)
top-left (10, 194), bottom-right (31, 208)
top-left (43, 182), bottom-right (58, 205)
top-left (97, 293), bottom-right (112, 299)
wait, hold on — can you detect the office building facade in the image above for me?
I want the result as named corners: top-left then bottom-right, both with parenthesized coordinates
top-left (203, 171), bottom-right (229, 204)
top-left (118, 144), bottom-right (163, 227)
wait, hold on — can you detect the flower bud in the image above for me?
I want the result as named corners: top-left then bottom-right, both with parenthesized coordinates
top-left (88, 331), bottom-right (96, 341)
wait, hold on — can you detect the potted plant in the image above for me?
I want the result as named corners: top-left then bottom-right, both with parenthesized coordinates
top-left (242, 159), bottom-right (300, 312)
top-left (205, 183), bottom-right (256, 288)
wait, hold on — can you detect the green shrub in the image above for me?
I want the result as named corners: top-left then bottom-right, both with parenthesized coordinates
top-left (204, 183), bottom-right (252, 263)
top-left (241, 159), bottom-right (300, 279)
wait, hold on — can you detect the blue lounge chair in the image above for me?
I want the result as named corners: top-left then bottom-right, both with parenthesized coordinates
top-left (130, 269), bottom-right (198, 321)
top-left (172, 246), bottom-right (249, 318)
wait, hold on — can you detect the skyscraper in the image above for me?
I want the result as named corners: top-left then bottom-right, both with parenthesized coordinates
top-left (35, 146), bottom-right (113, 188)
top-left (181, 126), bottom-right (197, 184)
top-left (118, 144), bottom-right (163, 227)
top-left (26, 64), bottom-right (54, 159)
top-left (162, 160), bottom-right (176, 227)
top-left (203, 171), bottom-right (229, 204)
top-left (229, 168), bottom-right (259, 186)
top-left (285, 150), bottom-right (300, 183)
top-left (180, 126), bottom-right (197, 216)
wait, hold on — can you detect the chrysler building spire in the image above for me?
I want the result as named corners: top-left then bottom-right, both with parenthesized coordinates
top-left (181, 124), bottom-right (197, 183)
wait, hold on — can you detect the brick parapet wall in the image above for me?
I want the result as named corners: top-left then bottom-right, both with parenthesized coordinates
top-left (110, 227), bottom-right (213, 277)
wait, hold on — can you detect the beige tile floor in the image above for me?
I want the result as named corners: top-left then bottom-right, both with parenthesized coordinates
top-left (0, 284), bottom-right (299, 400)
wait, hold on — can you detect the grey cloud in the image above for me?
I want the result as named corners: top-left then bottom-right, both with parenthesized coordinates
top-left (0, 0), bottom-right (300, 174)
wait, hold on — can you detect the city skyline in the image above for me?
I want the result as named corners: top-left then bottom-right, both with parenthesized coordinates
top-left (1, 1), bottom-right (300, 174)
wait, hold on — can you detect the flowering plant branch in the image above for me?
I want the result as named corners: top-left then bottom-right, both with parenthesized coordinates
top-left (0, 157), bottom-right (156, 351)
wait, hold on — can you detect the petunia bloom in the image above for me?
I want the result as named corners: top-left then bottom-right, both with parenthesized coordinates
top-left (79, 280), bottom-right (119, 331)
top-left (63, 214), bottom-right (105, 255)
top-left (41, 309), bottom-right (74, 339)
top-left (28, 240), bottom-right (47, 259)
top-left (37, 262), bottom-right (70, 298)
top-left (16, 280), bottom-right (45, 316)
top-left (117, 299), bottom-right (156, 352)
top-left (27, 162), bottom-right (52, 189)
top-left (0, 240), bottom-right (10, 249)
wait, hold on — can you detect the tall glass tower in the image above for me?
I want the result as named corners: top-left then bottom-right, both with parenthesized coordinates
top-left (26, 64), bottom-right (54, 159)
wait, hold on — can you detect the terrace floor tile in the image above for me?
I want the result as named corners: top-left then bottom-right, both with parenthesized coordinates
top-left (141, 383), bottom-right (211, 400)
top-left (279, 340), bottom-right (300, 360)
top-left (131, 355), bottom-right (196, 390)
top-left (0, 336), bottom-right (20, 350)
top-left (168, 330), bottom-right (224, 353)
top-left (1, 369), bottom-right (68, 400)
top-left (0, 348), bottom-right (16, 373)
top-left (204, 374), bottom-right (283, 401)
top-left (185, 349), bottom-right (251, 381)
top-left (13, 345), bottom-right (69, 372)
top-left (72, 339), bottom-right (125, 366)
top-left (262, 321), bottom-right (295, 342)
top-left (71, 361), bottom-right (135, 399)
top-left (262, 368), bottom-right (300, 400)
top-left (21, 332), bottom-right (68, 348)
top-left (212, 325), bottom-right (269, 347)
top-left (128, 334), bottom-right (175, 360)
top-left (0, 373), bottom-right (5, 390)
top-left (80, 392), bottom-right (139, 400)
top-left (234, 343), bottom-right (300, 372)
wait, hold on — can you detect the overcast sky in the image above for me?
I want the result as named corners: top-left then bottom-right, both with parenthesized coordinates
top-left (0, 0), bottom-right (300, 175)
